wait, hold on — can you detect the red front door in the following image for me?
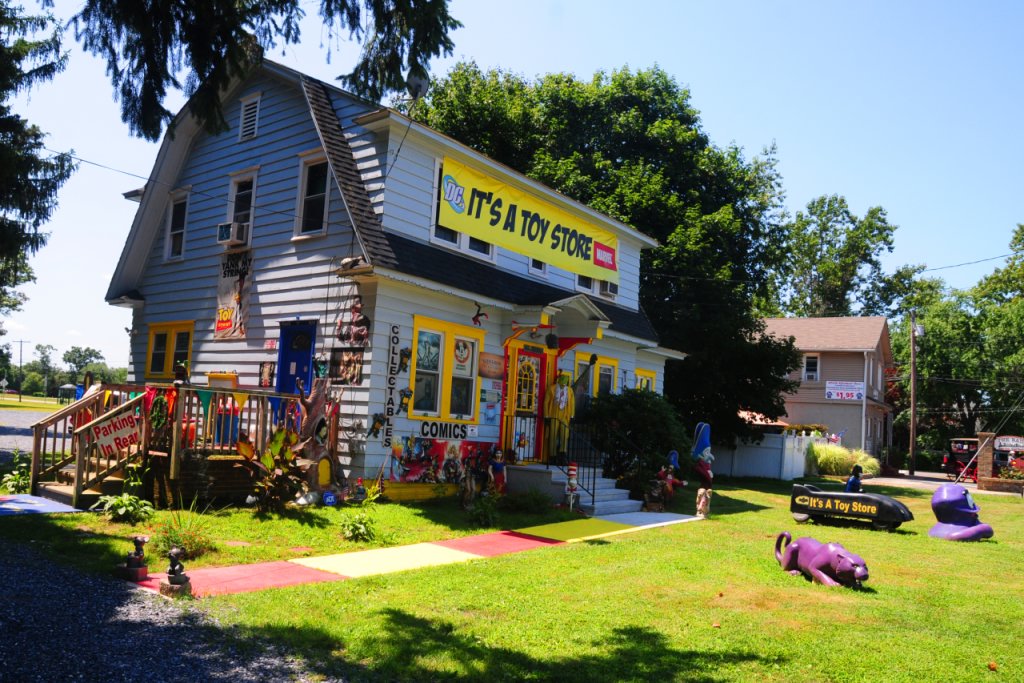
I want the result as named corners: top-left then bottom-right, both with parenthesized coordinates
top-left (505, 346), bottom-right (547, 462)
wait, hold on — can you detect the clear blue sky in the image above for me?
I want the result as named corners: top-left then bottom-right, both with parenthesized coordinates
top-left (6, 0), bottom-right (1022, 370)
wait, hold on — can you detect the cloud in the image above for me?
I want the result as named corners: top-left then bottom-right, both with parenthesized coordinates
top-left (66, 329), bottom-right (84, 337)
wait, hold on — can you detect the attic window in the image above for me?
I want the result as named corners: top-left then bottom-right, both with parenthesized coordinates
top-left (239, 95), bottom-right (261, 141)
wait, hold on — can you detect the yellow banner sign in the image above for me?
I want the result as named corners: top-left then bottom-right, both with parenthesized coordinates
top-left (438, 157), bottom-right (619, 283)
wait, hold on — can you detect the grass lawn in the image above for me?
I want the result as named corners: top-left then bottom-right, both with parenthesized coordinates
top-left (0, 395), bottom-right (60, 412)
top-left (3, 479), bottom-right (1022, 681)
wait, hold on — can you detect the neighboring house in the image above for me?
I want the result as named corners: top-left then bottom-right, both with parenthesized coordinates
top-left (105, 60), bottom-right (684, 484)
top-left (763, 317), bottom-right (893, 456)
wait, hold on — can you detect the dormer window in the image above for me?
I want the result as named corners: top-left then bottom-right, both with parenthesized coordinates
top-left (239, 94), bottom-right (261, 141)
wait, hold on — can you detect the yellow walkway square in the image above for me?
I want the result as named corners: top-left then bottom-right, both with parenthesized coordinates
top-left (515, 518), bottom-right (633, 542)
top-left (290, 543), bottom-right (480, 578)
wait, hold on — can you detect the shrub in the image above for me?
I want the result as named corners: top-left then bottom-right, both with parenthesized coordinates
top-left (1, 450), bottom-right (31, 494)
top-left (339, 509), bottom-right (378, 542)
top-left (91, 492), bottom-right (154, 524)
top-left (90, 460), bottom-right (154, 523)
top-left (235, 426), bottom-right (307, 513)
top-left (578, 389), bottom-right (687, 496)
top-left (151, 498), bottom-right (216, 559)
top-left (468, 493), bottom-right (499, 527)
top-left (807, 442), bottom-right (880, 476)
top-left (497, 488), bottom-right (553, 514)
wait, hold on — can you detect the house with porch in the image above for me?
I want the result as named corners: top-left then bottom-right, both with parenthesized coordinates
top-left (763, 316), bottom-right (893, 456)
top-left (103, 60), bottom-right (684, 503)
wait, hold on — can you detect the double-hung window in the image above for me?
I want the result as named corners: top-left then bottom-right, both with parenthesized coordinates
top-left (165, 192), bottom-right (188, 259)
top-left (296, 155), bottom-right (329, 235)
top-left (410, 316), bottom-right (485, 422)
top-left (575, 352), bottom-right (619, 397)
top-left (636, 369), bottom-right (656, 391)
top-left (146, 321), bottom-right (193, 379)
top-left (227, 168), bottom-right (257, 246)
top-left (803, 354), bottom-right (820, 382)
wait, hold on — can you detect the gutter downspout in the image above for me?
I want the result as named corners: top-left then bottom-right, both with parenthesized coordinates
top-left (862, 352), bottom-right (869, 451)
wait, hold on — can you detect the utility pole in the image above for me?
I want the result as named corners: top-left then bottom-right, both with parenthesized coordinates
top-left (14, 339), bottom-right (27, 404)
top-left (908, 312), bottom-right (917, 476)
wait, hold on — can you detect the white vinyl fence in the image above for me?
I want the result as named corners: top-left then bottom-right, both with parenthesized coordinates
top-left (712, 433), bottom-right (825, 481)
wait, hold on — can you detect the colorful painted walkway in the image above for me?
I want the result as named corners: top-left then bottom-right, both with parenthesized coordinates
top-left (137, 512), bottom-right (699, 598)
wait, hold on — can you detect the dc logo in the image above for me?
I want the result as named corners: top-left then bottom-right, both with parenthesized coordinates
top-left (442, 174), bottom-right (465, 213)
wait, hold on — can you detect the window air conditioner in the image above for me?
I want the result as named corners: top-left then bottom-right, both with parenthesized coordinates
top-left (599, 280), bottom-right (619, 296)
top-left (216, 221), bottom-right (248, 246)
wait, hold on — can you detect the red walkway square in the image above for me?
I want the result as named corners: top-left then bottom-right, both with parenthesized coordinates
top-left (136, 560), bottom-right (346, 597)
top-left (433, 531), bottom-right (564, 557)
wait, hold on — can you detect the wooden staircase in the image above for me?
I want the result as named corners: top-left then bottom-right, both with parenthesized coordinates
top-left (36, 457), bottom-right (133, 509)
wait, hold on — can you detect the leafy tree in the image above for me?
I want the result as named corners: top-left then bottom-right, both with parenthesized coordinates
top-left (0, 4), bottom-right (75, 321)
top-left (776, 194), bottom-right (911, 317)
top-left (414, 63), bottom-right (801, 439)
top-left (69, 0), bottom-right (461, 140)
top-left (62, 345), bottom-right (103, 380)
top-left (20, 368), bottom-right (42, 394)
top-left (83, 360), bottom-right (126, 384)
top-left (31, 342), bottom-right (56, 375)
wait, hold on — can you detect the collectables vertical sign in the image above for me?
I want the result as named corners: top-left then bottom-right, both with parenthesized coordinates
top-left (215, 251), bottom-right (252, 339)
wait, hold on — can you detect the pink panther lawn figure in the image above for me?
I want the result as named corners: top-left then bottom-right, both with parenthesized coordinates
top-left (774, 531), bottom-right (869, 589)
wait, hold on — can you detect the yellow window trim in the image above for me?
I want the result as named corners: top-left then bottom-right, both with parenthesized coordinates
top-left (410, 314), bottom-right (486, 423)
top-left (145, 320), bottom-right (194, 379)
top-left (636, 368), bottom-right (656, 391)
top-left (574, 351), bottom-right (619, 397)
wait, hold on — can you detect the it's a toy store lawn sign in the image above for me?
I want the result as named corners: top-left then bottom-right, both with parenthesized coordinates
top-left (790, 483), bottom-right (914, 531)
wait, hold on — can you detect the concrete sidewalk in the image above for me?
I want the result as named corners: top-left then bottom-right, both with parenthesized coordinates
top-left (136, 512), bottom-right (701, 598)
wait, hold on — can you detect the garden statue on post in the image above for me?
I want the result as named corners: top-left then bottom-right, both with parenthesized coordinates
top-left (160, 547), bottom-right (192, 598)
top-left (692, 422), bottom-right (715, 518)
top-left (118, 535), bottom-right (150, 582)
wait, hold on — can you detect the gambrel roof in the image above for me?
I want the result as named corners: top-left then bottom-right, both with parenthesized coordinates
top-left (106, 60), bottom-right (663, 344)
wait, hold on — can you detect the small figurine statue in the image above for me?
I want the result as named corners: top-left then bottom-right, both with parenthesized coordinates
top-left (488, 448), bottom-right (507, 495)
top-left (127, 535), bottom-right (149, 568)
top-left (166, 547), bottom-right (189, 585)
top-left (692, 422), bottom-right (715, 518)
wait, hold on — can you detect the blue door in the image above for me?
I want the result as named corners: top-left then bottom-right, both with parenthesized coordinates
top-left (276, 321), bottom-right (317, 394)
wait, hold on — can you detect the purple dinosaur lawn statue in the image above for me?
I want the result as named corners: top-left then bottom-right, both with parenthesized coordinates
top-left (929, 484), bottom-right (994, 542)
top-left (774, 532), bottom-right (869, 589)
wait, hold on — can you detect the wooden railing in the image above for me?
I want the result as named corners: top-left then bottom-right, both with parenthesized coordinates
top-left (31, 382), bottom-right (308, 506)
top-left (30, 383), bottom-right (142, 499)
top-left (72, 392), bottom-right (148, 507)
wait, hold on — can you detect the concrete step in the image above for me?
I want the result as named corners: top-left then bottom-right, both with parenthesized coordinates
top-left (583, 498), bottom-right (644, 516)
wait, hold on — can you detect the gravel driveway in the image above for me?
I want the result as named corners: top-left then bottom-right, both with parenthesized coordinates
top-left (0, 538), bottom-right (343, 682)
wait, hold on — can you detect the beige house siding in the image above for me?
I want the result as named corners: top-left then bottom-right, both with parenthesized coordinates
top-left (768, 317), bottom-right (894, 456)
